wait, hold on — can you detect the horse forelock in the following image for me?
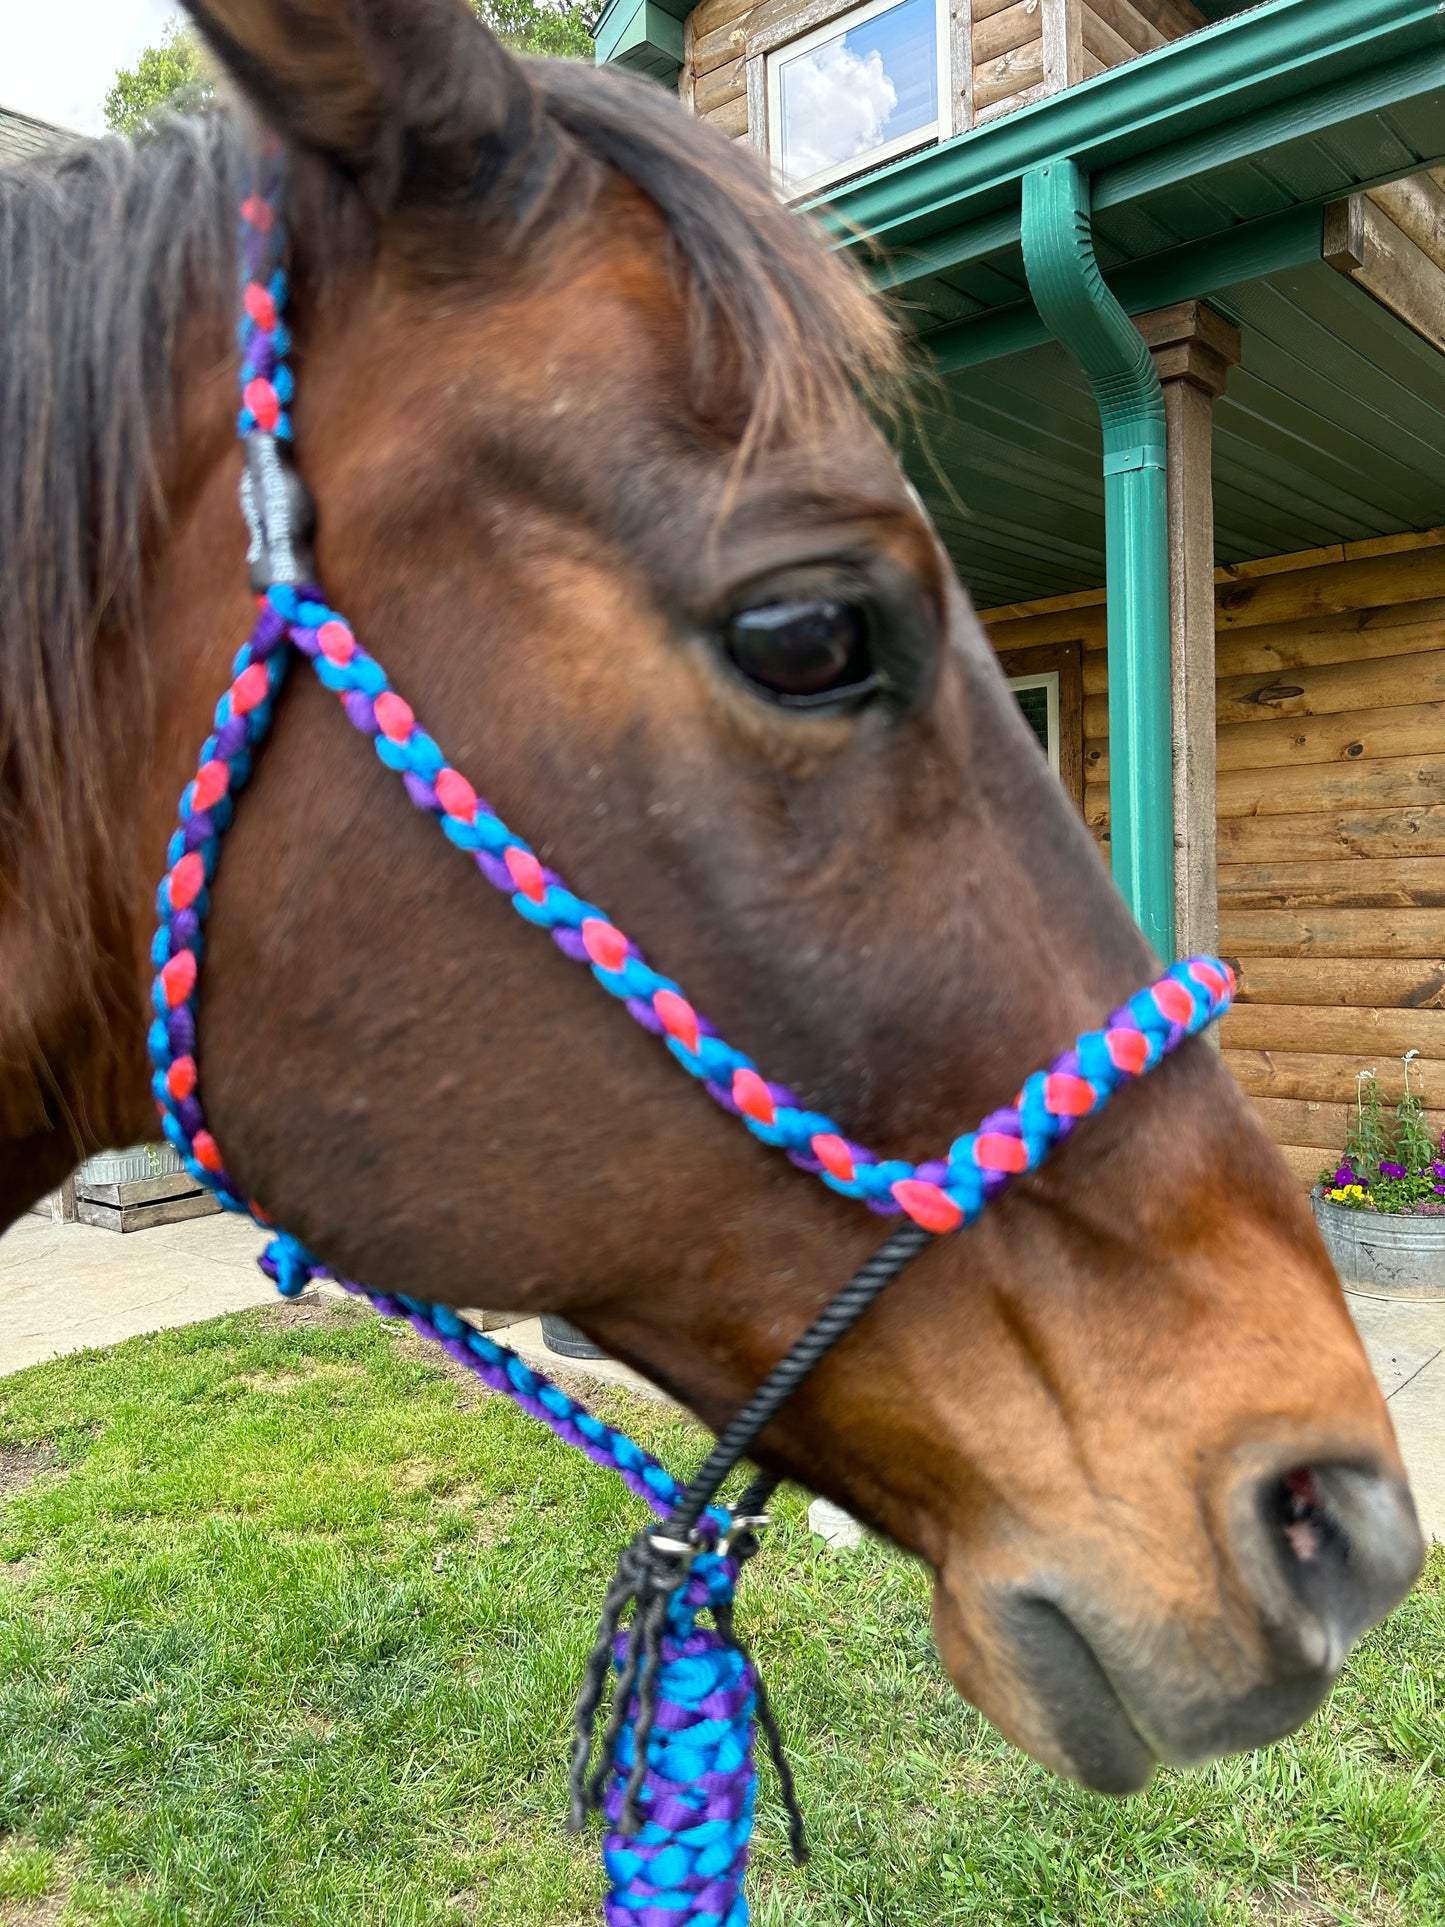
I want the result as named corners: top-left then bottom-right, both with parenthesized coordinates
top-left (0, 69), bottom-right (898, 885)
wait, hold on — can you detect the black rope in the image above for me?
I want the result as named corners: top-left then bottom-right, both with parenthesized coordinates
top-left (568, 1221), bottom-right (935, 1854)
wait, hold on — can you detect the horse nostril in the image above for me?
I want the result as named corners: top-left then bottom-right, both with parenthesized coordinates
top-left (1256, 1461), bottom-right (1424, 1664)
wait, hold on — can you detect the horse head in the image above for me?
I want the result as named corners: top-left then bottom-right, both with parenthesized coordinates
top-left (0, 0), bottom-right (1421, 1797)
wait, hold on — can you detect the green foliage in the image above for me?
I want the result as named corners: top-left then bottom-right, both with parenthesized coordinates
top-left (103, 20), bottom-right (213, 136)
top-left (103, 0), bottom-right (588, 147)
top-left (473, 0), bottom-right (594, 57)
top-left (1395, 1052), bottom-right (1437, 1173)
top-left (1, 1301), bottom-right (1443, 1924)
top-left (1342, 1070), bottom-right (1392, 1184)
top-left (1323, 1060), bottom-right (1445, 1213)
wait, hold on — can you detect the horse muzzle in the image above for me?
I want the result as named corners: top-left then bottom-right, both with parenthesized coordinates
top-left (932, 1450), bottom-right (1424, 1795)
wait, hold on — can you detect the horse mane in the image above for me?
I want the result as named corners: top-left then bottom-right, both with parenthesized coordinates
top-left (0, 69), bottom-right (899, 870)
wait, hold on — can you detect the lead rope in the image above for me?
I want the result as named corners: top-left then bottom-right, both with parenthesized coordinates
top-left (145, 157), bottom-right (1235, 1927)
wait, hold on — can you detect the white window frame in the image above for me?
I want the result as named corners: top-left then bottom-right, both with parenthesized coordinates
top-left (1007, 670), bottom-right (1061, 778)
top-left (764, 0), bottom-right (952, 200)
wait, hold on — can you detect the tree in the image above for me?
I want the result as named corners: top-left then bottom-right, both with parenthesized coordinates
top-left (476, 0), bottom-right (594, 58)
top-left (104, 20), bottom-right (213, 136)
top-left (103, 1), bottom-right (592, 138)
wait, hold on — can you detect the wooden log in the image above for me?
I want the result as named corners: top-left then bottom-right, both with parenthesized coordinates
top-left (973, 0), bottom-right (1042, 63)
top-left (701, 94), bottom-right (749, 139)
top-left (691, 12), bottom-right (755, 77)
top-left (1222, 1003), bottom-right (1445, 1057)
top-left (972, 0), bottom-right (1023, 17)
top-left (694, 56), bottom-right (745, 114)
top-left (1227, 956), bottom-right (1445, 1010)
top-left (1204, 649), bottom-right (1445, 732)
top-left (1218, 856), bottom-right (1445, 910)
top-left (1089, 706), bottom-right (1445, 780)
top-left (1216, 649), bottom-right (1445, 728)
top-left (1214, 545), bottom-right (1445, 633)
top-left (1127, 0), bottom-right (1203, 36)
top-left (1216, 803), bottom-right (1445, 864)
top-left (1220, 905), bottom-right (1445, 958)
top-left (1224, 1049), bottom-right (1445, 1107)
top-left (1214, 702), bottom-right (1445, 775)
top-left (1082, 46), bottom-right (1105, 76)
top-left (1214, 752), bottom-right (1445, 821)
top-left (1085, 0), bottom-right (1166, 52)
top-left (1081, 3), bottom-right (1140, 69)
top-left (973, 36), bottom-right (1045, 106)
top-left (1274, 1143), bottom-right (1328, 1189)
top-left (975, 78), bottom-right (1052, 123)
top-left (688, 0), bottom-right (758, 39)
top-left (1248, 1094), bottom-right (1445, 1152)
top-left (1215, 602), bottom-right (1445, 681)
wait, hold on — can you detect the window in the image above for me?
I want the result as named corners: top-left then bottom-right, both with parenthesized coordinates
top-left (1008, 671), bottom-right (1060, 778)
top-left (996, 640), bottom-right (1085, 811)
top-left (766, 0), bottom-right (948, 198)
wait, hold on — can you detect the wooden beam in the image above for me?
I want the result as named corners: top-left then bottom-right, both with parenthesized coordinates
top-left (1040, 0), bottom-right (1081, 92)
top-left (1367, 170), bottom-right (1445, 268)
top-left (1324, 192), bottom-right (1445, 357)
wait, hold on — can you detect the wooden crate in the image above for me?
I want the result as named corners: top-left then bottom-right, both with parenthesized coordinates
top-left (74, 1167), bottom-right (221, 1234)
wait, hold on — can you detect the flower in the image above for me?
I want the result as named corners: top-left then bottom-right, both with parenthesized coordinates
top-left (1379, 1162), bottom-right (1406, 1179)
top-left (1433, 1162), bottom-right (1445, 1181)
top-left (1333, 1165), bottom-right (1356, 1187)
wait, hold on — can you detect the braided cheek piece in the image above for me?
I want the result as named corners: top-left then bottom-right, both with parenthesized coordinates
top-left (144, 172), bottom-right (1236, 1927)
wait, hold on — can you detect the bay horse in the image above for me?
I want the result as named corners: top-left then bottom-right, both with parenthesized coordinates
top-left (0, 0), bottom-right (1423, 1801)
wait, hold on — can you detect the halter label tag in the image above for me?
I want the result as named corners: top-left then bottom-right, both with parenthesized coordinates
top-left (239, 432), bottom-right (317, 592)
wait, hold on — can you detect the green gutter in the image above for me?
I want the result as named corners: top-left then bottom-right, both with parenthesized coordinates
top-left (1021, 161), bottom-right (1173, 959)
top-left (925, 205), bottom-right (1323, 374)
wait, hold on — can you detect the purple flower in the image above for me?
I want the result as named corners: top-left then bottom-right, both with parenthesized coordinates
top-left (1379, 1162), bottom-right (1407, 1179)
top-left (1432, 1162), bottom-right (1445, 1181)
top-left (1333, 1165), bottom-right (1355, 1187)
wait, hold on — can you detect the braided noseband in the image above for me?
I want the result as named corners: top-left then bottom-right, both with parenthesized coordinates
top-left (147, 159), bottom-right (1233, 1926)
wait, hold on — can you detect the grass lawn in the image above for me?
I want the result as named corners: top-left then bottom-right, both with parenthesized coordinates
top-left (0, 1295), bottom-right (1440, 1927)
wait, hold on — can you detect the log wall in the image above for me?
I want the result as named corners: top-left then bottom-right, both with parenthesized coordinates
top-left (983, 526), bottom-right (1445, 1186)
top-left (681, 0), bottom-right (1204, 150)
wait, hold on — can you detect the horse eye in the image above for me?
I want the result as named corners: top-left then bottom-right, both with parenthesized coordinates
top-left (722, 598), bottom-right (878, 708)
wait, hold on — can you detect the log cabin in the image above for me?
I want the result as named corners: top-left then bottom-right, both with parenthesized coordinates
top-left (594, 0), bottom-right (1445, 1184)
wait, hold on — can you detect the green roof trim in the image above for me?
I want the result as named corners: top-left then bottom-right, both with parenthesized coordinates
top-left (593, 0), bottom-right (688, 85)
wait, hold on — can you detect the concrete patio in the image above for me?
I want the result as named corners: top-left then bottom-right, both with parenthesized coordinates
top-left (1, 1209), bottom-right (1441, 1540)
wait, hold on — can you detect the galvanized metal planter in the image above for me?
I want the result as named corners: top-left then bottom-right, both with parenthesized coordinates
top-left (1310, 1186), bottom-right (1445, 1300)
top-left (73, 1144), bottom-right (220, 1233)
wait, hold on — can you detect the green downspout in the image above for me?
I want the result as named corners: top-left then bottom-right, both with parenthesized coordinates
top-left (1020, 159), bottom-right (1175, 961)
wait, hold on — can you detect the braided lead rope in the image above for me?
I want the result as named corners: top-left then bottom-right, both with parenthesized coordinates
top-left (142, 163), bottom-right (1236, 1927)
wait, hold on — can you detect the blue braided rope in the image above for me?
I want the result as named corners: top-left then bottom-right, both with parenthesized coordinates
top-left (143, 172), bottom-right (1235, 1927)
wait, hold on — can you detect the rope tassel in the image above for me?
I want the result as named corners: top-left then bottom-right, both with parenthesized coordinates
top-left (570, 1525), bottom-right (798, 1927)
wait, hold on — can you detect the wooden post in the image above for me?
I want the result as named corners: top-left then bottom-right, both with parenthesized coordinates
top-left (1134, 300), bottom-right (1241, 968)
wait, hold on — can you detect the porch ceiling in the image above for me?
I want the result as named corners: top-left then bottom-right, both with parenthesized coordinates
top-left (910, 260), bottom-right (1445, 610)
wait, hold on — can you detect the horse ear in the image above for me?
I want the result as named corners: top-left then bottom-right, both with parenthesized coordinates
top-left (181, 0), bottom-right (543, 213)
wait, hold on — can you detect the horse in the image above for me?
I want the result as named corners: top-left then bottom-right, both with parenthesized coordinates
top-left (0, 0), bottom-right (1423, 1803)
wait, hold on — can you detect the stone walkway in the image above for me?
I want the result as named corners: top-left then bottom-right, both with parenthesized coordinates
top-left (0, 1211), bottom-right (1440, 1539)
